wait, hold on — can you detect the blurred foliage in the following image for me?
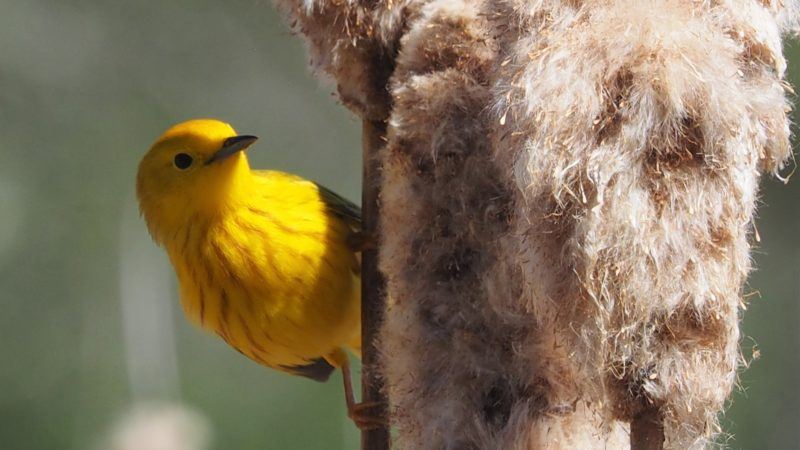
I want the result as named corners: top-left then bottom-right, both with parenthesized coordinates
top-left (0, 1), bottom-right (796, 449)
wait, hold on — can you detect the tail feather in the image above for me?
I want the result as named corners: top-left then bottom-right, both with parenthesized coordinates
top-left (280, 358), bottom-right (336, 383)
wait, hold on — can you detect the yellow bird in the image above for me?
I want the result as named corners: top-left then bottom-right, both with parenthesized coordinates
top-left (136, 119), bottom-right (375, 427)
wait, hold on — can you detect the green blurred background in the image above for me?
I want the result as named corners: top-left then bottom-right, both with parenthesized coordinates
top-left (0, 1), bottom-right (796, 449)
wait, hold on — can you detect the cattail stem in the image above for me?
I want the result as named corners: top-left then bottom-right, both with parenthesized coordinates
top-left (631, 407), bottom-right (664, 450)
top-left (361, 119), bottom-right (390, 450)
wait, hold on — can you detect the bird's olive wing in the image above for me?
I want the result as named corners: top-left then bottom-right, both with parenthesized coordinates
top-left (315, 183), bottom-right (362, 228)
top-left (316, 183), bottom-right (365, 270)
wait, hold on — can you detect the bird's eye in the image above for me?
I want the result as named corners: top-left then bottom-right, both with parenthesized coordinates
top-left (173, 153), bottom-right (193, 170)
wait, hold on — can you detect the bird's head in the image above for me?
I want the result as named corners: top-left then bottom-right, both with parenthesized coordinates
top-left (136, 119), bottom-right (258, 244)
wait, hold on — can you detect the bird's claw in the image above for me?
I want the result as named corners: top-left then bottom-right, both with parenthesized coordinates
top-left (348, 401), bottom-right (386, 431)
top-left (347, 231), bottom-right (377, 252)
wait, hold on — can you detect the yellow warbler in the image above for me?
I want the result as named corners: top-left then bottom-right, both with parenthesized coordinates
top-left (136, 119), bottom-right (375, 427)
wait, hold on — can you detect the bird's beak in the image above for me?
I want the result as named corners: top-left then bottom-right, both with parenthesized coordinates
top-left (206, 135), bottom-right (258, 165)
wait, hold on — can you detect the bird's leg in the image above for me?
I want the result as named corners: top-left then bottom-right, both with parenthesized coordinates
top-left (347, 231), bottom-right (377, 253)
top-left (341, 361), bottom-right (386, 430)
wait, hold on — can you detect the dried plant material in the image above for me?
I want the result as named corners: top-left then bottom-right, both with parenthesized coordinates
top-left (272, 0), bottom-right (798, 448)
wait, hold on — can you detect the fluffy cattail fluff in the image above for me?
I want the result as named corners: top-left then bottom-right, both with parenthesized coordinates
top-left (272, 0), bottom-right (797, 448)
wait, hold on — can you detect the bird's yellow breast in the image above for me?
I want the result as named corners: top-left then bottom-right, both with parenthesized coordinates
top-left (165, 170), bottom-right (360, 370)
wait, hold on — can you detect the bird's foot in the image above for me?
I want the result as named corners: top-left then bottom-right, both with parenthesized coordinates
top-left (348, 401), bottom-right (386, 430)
top-left (347, 231), bottom-right (377, 252)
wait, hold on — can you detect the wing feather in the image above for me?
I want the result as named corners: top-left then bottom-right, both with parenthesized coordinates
top-left (315, 183), bottom-right (362, 228)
